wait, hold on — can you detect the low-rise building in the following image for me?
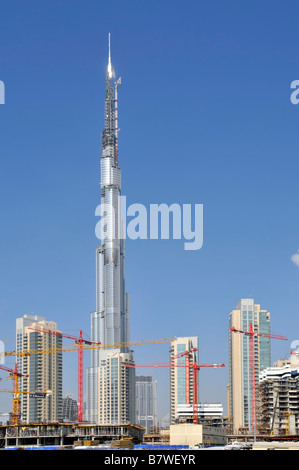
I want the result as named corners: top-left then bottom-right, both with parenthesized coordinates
top-left (176, 403), bottom-right (224, 425)
top-left (170, 423), bottom-right (227, 447)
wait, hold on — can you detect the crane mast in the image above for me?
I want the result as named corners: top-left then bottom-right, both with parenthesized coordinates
top-left (230, 322), bottom-right (287, 439)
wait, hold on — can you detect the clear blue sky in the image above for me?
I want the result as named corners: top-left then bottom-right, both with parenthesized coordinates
top-left (0, 0), bottom-right (299, 420)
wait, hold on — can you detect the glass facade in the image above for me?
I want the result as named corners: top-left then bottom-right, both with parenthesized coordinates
top-left (110, 357), bottom-right (118, 423)
top-left (241, 309), bottom-right (253, 429)
top-left (229, 299), bottom-right (271, 433)
top-left (259, 310), bottom-right (271, 372)
top-left (177, 344), bottom-right (186, 405)
top-left (170, 337), bottom-right (198, 424)
top-left (135, 375), bottom-right (157, 434)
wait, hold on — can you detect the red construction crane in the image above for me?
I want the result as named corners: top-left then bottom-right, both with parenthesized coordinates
top-left (0, 363), bottom-right (27, 378)
top-left (28, 326), bottom-right (100, 423)
top-left (290, 349), bottom-right (299, 367)
top-left (170, 348), bottom-right (198, 406)
top-left (230, 323), bottom-right (288, 436)
top-left (0, 363), bottom-right (28, 425)
top-left (290, 349), bottom-right (299, 356)
top-left (126, 360), bottom-right (225, 424)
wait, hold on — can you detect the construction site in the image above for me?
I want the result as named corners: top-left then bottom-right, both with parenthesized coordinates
top-left (0, 323), bottom-right (299, 451)
top-left (0, 422), bottom-right (144, 449)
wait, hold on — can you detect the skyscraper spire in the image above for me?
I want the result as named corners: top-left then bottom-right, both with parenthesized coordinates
top-left (107, 32), bottom-right (113, 79)
top-left (103, 33), bottom-right (119, 164)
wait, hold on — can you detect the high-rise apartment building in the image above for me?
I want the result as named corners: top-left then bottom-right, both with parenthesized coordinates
top-left (228, 298), bottom-right (271, 434)
top-left (135, 375), bottom-right (157, 433)
top-left (97, 351), bottom-right (135, 424)
top-left (16, 314), bottom-right (63, 423)
top-left (169, 337), bottom-right (198, 424)
top-left (86, 35), bottom-right (134, 424)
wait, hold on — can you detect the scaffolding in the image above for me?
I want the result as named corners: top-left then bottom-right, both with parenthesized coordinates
top-left (258, 377), bottom-right (299, 437)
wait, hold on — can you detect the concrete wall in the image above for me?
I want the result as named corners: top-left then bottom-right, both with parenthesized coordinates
top-left (169, 424), bottom-right (227, 447)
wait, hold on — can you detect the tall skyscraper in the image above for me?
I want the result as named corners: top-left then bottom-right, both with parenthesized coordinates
top-left (136, 375), bottom-right (158, 433)
top-left (228, 298), bottom-right (271, 434)
top-left (169, 336), bottom-right (198, 424)
top-left (16, 315), bottom-right (63, 423)
top-left (86, 35), bottom-right (134, 424)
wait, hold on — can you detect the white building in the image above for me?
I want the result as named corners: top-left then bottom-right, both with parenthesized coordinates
top-left (97, 350), bottom-right (135, 424)
top-left (176, 403), bottom-right (223, 423)
top-left (16, 314), bottom-right (63, 423)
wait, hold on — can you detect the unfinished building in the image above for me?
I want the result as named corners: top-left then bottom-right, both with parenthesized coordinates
top-left (258, 363), bottom-right (299, 436)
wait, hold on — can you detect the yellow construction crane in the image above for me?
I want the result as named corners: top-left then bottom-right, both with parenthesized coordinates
top-left (0, 388), bottom-right (51, 396)
top-left (0, 363), bottom-right (28, 425)
top-left (0, 337), bottom-right (174, 424)
top-left (283, 411), bottom-right (294, 436)
top-left (0, 363), bottom-right (53, 425)
top-left (0, 337), bottom-right (174, 358)
top-left (0, 388), bottom-right (52, 425)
